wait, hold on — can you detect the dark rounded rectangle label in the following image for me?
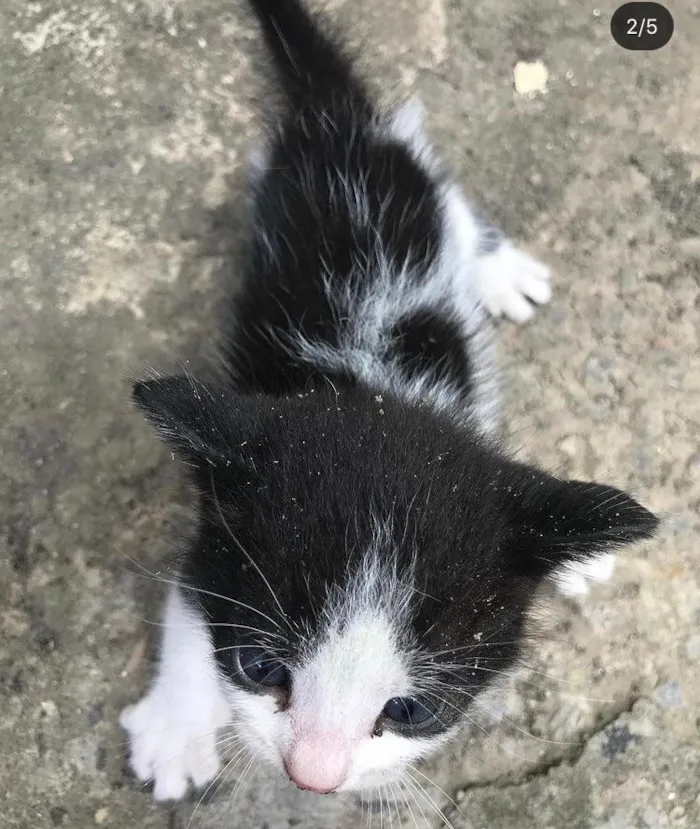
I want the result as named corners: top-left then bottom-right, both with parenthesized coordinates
top-left (611, 3), bottom-right (674, 50)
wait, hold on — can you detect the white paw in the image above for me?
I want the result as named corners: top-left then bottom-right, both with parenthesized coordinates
top-left (477, 242), bottom-right (551, 324)
top-left (121, 685), bottom-right (230, 801)
top-left (554, 554), bottom-right (617, 598)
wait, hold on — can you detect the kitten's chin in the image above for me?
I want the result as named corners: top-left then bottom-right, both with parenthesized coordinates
top-left (337, 766), bottom-right (406, 794)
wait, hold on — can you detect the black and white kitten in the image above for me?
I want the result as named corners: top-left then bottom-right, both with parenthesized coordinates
top-left (121, 0), bottom-right (657, 802)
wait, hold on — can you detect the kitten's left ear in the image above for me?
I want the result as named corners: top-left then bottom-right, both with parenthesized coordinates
top-left (505, 467), bottom-right (659, 581)
top-left (132, 375), bottom-right (259, 467)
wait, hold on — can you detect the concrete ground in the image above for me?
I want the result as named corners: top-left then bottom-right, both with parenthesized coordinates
top-left (1, 0), bottom-right (699, 827)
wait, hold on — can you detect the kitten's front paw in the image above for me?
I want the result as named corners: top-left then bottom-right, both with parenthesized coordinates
top-left (121, 686), bottom-right (229, 801)
top-left (477, 243), bottom-right (551, 324)
top-left (554, 554), bottom-right (617, 598)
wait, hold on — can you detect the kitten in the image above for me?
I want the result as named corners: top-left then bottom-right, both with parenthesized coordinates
top-left (120, 0), bottom-right (657, 802)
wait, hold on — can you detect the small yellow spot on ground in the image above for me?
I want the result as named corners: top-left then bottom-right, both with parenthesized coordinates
top-left (94, 807), bottom-right (109, 825)
top-left (513, 61), bottom-right (549, 97)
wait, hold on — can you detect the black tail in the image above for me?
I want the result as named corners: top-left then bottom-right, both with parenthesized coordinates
top-left (245, 0), bottom-right (366, 105)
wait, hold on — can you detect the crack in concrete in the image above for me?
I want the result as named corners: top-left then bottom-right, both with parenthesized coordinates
top-left (443, 693), bottom-right (641, 809)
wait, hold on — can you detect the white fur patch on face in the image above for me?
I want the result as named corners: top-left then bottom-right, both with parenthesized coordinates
top-left (228, 675), bottom-right (451, 793)
top-left (294, 613), bottom-right (407, 735)
top-left (222, 540), bottom-right (452, 793)
top-left (225, 683), bottom-right (286, 771)
top-left (288, 611), bottom-right (408, 791)
top-left (285, 543), bottom-right (428, 791)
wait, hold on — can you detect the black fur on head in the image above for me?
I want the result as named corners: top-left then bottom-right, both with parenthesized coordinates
top-left (134, 375), bottom-right (657, 726)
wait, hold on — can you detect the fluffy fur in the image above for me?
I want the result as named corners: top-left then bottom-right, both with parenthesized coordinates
top-left (121, 0), bottom-right (657, 803)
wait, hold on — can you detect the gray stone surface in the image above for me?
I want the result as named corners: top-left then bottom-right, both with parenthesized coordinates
top-left (1, 1), bottom-right (698, 828)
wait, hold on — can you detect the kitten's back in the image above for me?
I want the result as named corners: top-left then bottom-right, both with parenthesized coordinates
top-left (226, 0), bottom-right (495, 434)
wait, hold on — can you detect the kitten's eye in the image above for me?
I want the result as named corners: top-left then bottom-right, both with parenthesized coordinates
top-left (239, 647), bottom-right (289, 687)
top-left (383, 696), bottom-right (435, 726)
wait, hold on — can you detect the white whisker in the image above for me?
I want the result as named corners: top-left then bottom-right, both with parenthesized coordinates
top-left (209, 469), bottom-right (296, 635)
top-left (116, 552), bottom-right (285, 633)
top-left (403, 770), bottom-right (455, 829)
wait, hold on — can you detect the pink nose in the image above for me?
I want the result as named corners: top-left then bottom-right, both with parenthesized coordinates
top-left (284, 733), bottom-right (350, 794)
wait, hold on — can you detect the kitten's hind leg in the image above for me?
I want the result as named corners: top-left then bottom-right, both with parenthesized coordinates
top-left (475, 234), bottom-right (552, 324)
top-left (120, 583), bottom-right (231, 801)
top-left (388, 101), bottom-right (551, 326)
top-left (442, 185), bottom-right (551, 325)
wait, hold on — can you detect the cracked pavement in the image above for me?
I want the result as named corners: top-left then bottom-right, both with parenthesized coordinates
top-left (1, 0), bottom-right (699, 827)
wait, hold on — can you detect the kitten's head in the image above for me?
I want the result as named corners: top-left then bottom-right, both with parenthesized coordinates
top-left (134, 375), bottom-right (657, 793)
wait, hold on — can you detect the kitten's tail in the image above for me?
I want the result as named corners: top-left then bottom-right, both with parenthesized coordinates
top-left (245, 0), bottom-right (366, 105)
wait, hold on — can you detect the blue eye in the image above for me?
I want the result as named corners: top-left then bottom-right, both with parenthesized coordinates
top-left (383, 696), bottom-right (435, 726)
top-left (239, 647), bottom-right (289, 687)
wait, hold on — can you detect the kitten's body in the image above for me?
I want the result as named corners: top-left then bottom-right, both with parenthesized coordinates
top-left (121, 0), bottom-right (657, 803)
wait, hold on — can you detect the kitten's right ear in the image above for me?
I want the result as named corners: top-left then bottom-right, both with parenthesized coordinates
top-left (502, 465), bottom-right (659, 584)
top-left (132, 375), bottom-right (255, 467)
